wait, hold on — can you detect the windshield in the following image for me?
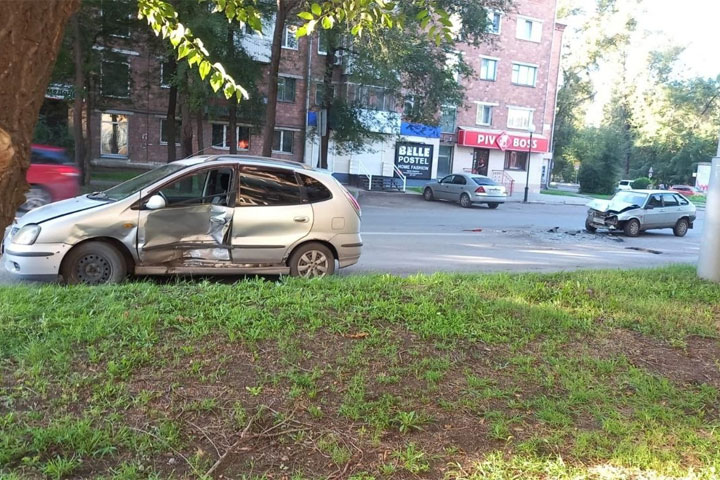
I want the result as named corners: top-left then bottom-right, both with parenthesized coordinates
top-left (472, 176), bottom-right (498, 186)
top-left (102, 164), bottom-right (188, 201)
top-left (611, 191), bottom-right (647, 208)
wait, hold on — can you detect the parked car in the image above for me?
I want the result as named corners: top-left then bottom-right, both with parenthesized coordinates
top-left (585, 190), bottom-right (696, 237)
top-left (423, 173), bottom-right (507, 208)
top-left (3, 156), bottom-right (362, 284)
top-left (670, 185), bottom-right (700, 197)
top-left (22, 145), bottom-right (80, 211)
top-left (616, 179), bottom-right (633, 191)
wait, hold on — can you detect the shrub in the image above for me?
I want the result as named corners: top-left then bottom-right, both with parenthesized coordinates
top-left (631, 177), bottom-right (651, 189)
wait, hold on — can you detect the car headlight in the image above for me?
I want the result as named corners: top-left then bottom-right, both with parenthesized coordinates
top-left (12, 224), bottom-right (41, 245)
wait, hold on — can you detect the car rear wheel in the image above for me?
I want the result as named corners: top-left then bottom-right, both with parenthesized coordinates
top-left (585, 218), bottom-right (597, 233)
top-left (460, 193), bottom-right (472, 208)
top-left (487, 203), bottom-right (499, 209)
top-left (673, 218), bottom-right (689, 237)
top-left (289, 242), bottom-right (335, 278)
top-left (423, 188), bottom-right (434, 201)
top-left (623, 219), bottom-right (641, 237)
top-left (62, 241), bottom-right (128, 285)
top-left (20, 186), bottom-right (52, 211)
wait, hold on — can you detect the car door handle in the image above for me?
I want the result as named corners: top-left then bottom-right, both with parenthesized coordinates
top-left (294, 216), bottom-right (309, 223)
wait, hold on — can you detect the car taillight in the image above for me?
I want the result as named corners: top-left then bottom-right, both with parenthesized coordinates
top-left (475, 186), bottom-right (486, 193)
top-left (343, 188), bottom-right (362, 217)
top-left (57, 166), bottom-right (80, 177)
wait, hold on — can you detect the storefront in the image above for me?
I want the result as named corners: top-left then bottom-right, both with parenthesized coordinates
top-left (454, 127), bottom-right (550, 195)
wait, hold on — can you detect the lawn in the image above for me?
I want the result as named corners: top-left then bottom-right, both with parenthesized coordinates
top-left (541, 189), bottom-right (613, 200)
top-left (1, 267), bottom-right (719, 479)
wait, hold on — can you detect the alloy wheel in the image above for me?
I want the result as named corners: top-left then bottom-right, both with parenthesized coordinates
top-left (297, 250), bottom-right (330, 278)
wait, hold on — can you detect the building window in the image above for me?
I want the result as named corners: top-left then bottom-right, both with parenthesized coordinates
top-left (403, 96), bottom-right (416, 117)
top-left (160, 118), bottom-right (181, 145)
top-left (507, 107), bottom-right (534, 130)
top-left (512, 63), bottom-right (537, 86)
top-left (487, 11), bottom-right (502, 34)
top-left (318, 29), bottom-right (328, 55)
top-left (100, 113), bottom-right (129, 157)
top-left (504, 150), bottom-right (528, 171)
top-left (315, 83), bottom-right (335, 106)
top-left (273, 129), bottom-right (294, 154)
top-left (160, 62), bottom-right (173, 88)
top-left (440, 106), bottom-right (456, 133)
top-left (354, 85), bottom-right (395, 111)
top-left (480, 58), bottom-right (498, 81)
top-left (282, 24), bottom-right (298, 49)
top-left (516, 16), bottom-right (542, 42)
top-left (278, 76), bottom-right (296, 103)
top-left (101, 0), bottom-right (132, 38)
top-left (101, 55), bottom-right (130, 98)
top-left (211, 124), bottom-right (250, 150)
top-left (476, 104), bottom-right (493, 126)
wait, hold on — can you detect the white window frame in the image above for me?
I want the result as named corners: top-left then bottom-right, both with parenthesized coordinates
top-left (516, 15), bottom-right (542, 42)
top-left (100, 55), bottom-right (131, 99)
top-left (282, 24), bottom-right (299, 50)
top-left (479, 56), bottom-right (499, 81)
top-left (440, 105), bottom-right (457, 134)
top-left (487, 10), bottom-right (502, 35)
top-left (211, 123), bottom-right (250, 150)
top-left (159, 118), bottom-right (181, 146)
top-left (100, 111), bottom-right (130, 158)
top-left (507, 106), bottom-right (535, 130)
top-left (475, 102), bottom-right (496, 126)
top-left (511, 62), bottom-right (538, 87)
top-left (277, 75), bottom-right (297, 103)
top-left (100, 0), bottom-right (133, 39)
top-left (272, 129), bottom-right (295, 154)
top-left (160, 62), bottom-right (172, 89)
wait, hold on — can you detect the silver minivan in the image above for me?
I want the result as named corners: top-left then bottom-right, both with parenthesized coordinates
top-left (2, 156), bottom-right (362, 284)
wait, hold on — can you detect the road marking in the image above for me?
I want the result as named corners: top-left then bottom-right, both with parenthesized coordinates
top-left (362, 232), bottom-right (496, 236)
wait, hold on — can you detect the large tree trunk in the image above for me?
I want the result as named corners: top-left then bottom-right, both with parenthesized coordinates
top-left (85, 76), bottom-right (94, 186)
top-left (227, 27), bottom-right (238, 155)
top-left (261, 0), bottom-right (289, 157)
top-left (166, 58), bottom-right (178, 162)
top-left (0, 0), bottom-right (80, 233)
top-left (195, 112), bottom-right (204, 154)
top-left (180, 70), bottom-right (193, 158)
top-left (71, 15), bottom-right (87, 186)
top-left (319, 40), bottom-right (337, 170)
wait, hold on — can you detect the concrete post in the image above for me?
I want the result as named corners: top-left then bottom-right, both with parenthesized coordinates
top-left (698, 147), bottom-right (720, 281)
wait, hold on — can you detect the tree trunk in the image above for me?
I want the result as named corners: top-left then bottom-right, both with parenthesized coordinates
top-left (261, 0), bottom-right (288, 157)
top-left (319, 40), bottom-right (337, 170)
top-left (0, 0), bottom-right (80, 233)
top-left (166, 58), bottom-right (178, 162)
top-left (227, 27), bottom-right (238, 155)
top-left (180, 71), bottom-right (193, 158)
top-left (71, 14), bottom-right (87, 186)
top-left (85, 75), bottom-right (94, 186)
top-left (195, 111), bottom-right (204, 154)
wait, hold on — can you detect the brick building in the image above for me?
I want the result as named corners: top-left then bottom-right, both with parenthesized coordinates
top-left (79, 0), bottom-right (564, 194)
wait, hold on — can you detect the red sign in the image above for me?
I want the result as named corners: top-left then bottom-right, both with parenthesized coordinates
top-left (457, 128), bottom-right (549, 153)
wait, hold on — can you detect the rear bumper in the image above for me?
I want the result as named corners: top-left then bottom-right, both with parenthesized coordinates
top-left (332, 233), bottom-right (362, 268)
top-left (472, 194), bottom-right (506, 203)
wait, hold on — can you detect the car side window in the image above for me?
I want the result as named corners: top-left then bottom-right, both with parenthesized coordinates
top-left (453, 176), bottom-right (467, 185)
top-left (156, 168), bottom-right (233, 207)
top-left (662, 194), bottom-right (679, 207)
top-left (440, 175), bottom-right (453, 184)
top-left (298, 174), bottom-right (333, 203)
top-left (647, 194), bottom-right (662, 208)
top-left (676, 194), bottom-right (689, 206)
top-left (238, 167), bottom-right (303, 206)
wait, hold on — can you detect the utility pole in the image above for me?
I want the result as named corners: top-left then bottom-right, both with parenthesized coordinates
top-left (697, 131), bottom-right (720, 281)
top-left (523, 125), bottom-right (535, 203)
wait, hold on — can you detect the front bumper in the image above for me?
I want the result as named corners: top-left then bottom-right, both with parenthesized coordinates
top-left (2, 241), bottom-right (69, 277)
top-left (586, 211), bottom-right (620, 230)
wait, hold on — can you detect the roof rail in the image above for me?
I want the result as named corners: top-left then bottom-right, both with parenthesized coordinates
top-left (210, 154), bottom-right (313, 170)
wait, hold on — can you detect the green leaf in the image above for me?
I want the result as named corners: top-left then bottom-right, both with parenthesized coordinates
top-left (177, 43), bottom-right (191, 60)
top-left (351, 24), bottom-right (362, 36)
top-left (210, 71), bottom-right (224, 92)
top-left (223, 82), bottom-right (235, 99)
top-left (311, 3), bottom-right (322, 16)
top-left (199, 60), bottom-right (211, 80)
top-left (188, 52), bottom-right (202, 67)
top-left (321, 16), bottom-right (334, 29)
top-left (297, 11), bottom-right (314, 21)
top-left (416, 9), bottom-right (429, 20)
top-left (296, 25), bottom-right (309, 37)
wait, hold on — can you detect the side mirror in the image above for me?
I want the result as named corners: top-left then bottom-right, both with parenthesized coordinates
top-left (145, 194), bottom-right (166, 210)
top-left (645, 204), bottom-right (654, 210)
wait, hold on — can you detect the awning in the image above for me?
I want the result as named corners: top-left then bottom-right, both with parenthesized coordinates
top-left (457, 127), bottom-right (549, 153)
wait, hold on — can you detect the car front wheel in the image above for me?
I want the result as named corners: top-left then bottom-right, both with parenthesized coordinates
top-left (289, 242), bottom-right (335, 278)
top-left (62, 241), bottom-right (128, 285)
top-left (585, 218), bottom-right (597, 233)
top-left (673, 218), bottom-right (689, 237)
top-left (623, 219), bottom-right (641, 237)
top-left (423, 188), bottom-right (434, 201)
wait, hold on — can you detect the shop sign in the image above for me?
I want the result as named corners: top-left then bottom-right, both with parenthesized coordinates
top-left (457, 128), bottom-right (549, 152)
top-left (395, 142), bottom-right (434, 179)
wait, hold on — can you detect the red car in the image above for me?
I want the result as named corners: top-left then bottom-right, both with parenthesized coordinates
top-left (22, 145), bottom-right (81, 211)
top-left (670, 185), bottom-right (697, 197)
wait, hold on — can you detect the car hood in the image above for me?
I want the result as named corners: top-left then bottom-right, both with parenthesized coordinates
top-left (586, 198), bottom-right (640, 214)
top-left (19, 195), bottom-right (110, 226)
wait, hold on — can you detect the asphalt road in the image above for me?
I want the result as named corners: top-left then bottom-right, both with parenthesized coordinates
top-left (0, 192), bottom-right (703, 284)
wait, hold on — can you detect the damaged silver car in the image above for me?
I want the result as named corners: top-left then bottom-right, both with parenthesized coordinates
top-left (2, 156), bottom-right (362, 284)
top-left (585, 190), bottom-right (696, 237)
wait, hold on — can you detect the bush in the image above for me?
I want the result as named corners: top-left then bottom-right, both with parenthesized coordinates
top-left (631, 177), bottom-right (652, 189)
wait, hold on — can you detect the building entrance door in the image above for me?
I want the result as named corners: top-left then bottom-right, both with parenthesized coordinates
top-left (437, 146), bottom-right (453, 178)
top-left (473, 148), bottom-right (490, 175)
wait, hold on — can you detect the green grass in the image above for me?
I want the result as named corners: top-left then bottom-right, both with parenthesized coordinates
top-left (541, 189), bottom-right (613, 200)
top-left (690, 195), bottom-right (706, 206)
top-left (1, 266), bottom-right (719, 478)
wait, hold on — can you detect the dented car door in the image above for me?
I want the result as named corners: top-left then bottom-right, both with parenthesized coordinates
top-left (137, 166), bottom-right (235, 265)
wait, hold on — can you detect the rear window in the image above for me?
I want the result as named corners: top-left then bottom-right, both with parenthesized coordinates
top-left (299, 174), bottom-right (333, 203)
top-left (472, 177), bottom-right (498, 186)
top-left (31, 150), bottom-right (72, 165)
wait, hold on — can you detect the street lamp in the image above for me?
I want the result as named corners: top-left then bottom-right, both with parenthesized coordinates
top-left (523, 124), bottom-right (536, 203)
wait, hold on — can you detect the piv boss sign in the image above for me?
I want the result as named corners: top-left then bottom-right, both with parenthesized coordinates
top-left (395, 142), bottom-right (434, 179)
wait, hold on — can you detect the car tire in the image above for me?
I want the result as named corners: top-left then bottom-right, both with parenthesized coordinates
top-left (673, 218), bottom-right (689, 237)
top-left (289, 242), bottom-right (335, 278)
top-left (623, 219), bottom-right (641, 237)
top-left (585, 218), bottom-right (597, 233)
top-left (423, 188), bottom-right (434, 201)
top-left (62, 241), bottom-right (128, 285)
top-left (460, 193), bottom-right (472, 208)
top-left (20, 185), bottom-right (52, 211)
top-left (487, 203), bottom-right (499, 209)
